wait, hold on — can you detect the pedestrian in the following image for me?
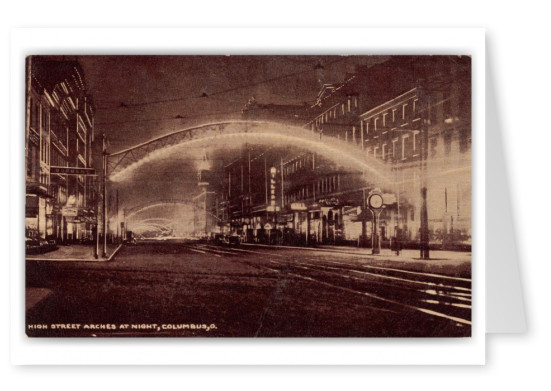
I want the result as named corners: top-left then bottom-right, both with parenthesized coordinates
top-left (392, 235), bottom-right (402, 256)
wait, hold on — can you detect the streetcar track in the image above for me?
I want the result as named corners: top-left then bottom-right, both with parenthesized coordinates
top-left (206, 248), bottom-right (472, 326)
top-left (260, 256), bottom-right (472, 325)
top-left (191, 244), bottom-right (472, 301)
top-left (298, 262), bottom-right (472, 304)
top-left (299, 261), bottom-right (471, 294)
top-left (234, 244), bottom-right (471, 283)
top-left (119, 243), bottom-right (472, 325)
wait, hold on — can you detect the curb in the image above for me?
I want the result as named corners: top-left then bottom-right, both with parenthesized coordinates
top-left (241, 243), bottom-right (470, 262)
top-left (26, 243), bottom-right (124, 262)
top-left (106, 243), bottom-right (123, 261)
top-left (242, 243), bottom-right (403, 258)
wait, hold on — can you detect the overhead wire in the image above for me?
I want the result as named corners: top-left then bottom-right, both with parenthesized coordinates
top-left (94, 57), bottom-right (349, 111)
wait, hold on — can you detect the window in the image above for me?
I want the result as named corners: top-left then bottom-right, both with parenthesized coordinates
top-left (402, 103), bottom-right (408, 119)
top-left (42, 108), bottom-right (49, 132)
top-left (443, 91), bottom-right (452, 119)
top-left (30, 99), bottom-right (40, 130)
top-left (412, 131), bottom-right (420, 154)
top-left (382, 144), bottom-right (387, 160)
top-left (402, 135), bottom-right (409, 160)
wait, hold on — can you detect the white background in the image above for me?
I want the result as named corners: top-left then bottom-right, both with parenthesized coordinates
top-left (1, 0), bottom-right (549, 389)
top-left (9, 27), bottom-right (486, 367)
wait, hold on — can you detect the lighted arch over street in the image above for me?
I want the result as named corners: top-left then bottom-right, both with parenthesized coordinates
top-left (106, 120), bottom-right (394, 186)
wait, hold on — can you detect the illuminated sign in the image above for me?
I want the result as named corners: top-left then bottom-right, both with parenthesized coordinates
top-left (270, 167), bottom-right (277, 207)
top-left (290, 202), bottom-right (308, 211)
top-left (50, 166), bottom-right (96, 176)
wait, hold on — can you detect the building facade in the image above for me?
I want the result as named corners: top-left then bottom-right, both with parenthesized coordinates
top-left (25, 57), bottom-right (99, 244)
top-left (211, 56), bottom-right (471, 250)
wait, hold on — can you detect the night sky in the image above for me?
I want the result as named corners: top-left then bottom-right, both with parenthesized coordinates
top-left (78, 55), bottom-right (387, 152)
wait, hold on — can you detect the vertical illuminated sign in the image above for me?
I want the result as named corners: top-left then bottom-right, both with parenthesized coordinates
top-left (270, 167), bottom-right (277, 207)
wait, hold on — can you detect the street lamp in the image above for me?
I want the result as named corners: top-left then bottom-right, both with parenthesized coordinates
top-left (367, 190), bottom-right (385, 255)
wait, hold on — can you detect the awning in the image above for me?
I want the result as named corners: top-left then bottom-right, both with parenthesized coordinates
top-left (26, 183), bottom-right (53, 198)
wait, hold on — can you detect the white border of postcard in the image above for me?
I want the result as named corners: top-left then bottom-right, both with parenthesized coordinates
top-left (10, 27), bottom-right (485, 365)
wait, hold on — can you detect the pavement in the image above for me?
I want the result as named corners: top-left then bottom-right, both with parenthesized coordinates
top-left (25, 243), bottom-right (123, 315)
top-left (25, 241), bottom-right (472, 337)
top-left (26, 243), bottom-right (122, 262)
top-left (24, 241), bottom-right (470, 321)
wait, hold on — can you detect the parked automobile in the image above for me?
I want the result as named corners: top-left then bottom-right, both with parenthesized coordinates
top-left (211, 232), bottom-right (240, 246)
top-left (124, 231), bottom-right (137, 245)
top-left (227, 233), bottom-right (241, 246)
top-left (25, 237), bottom-right (57, 254)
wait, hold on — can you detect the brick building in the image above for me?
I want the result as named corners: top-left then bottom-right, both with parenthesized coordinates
top-left (210, 56), bottom-right (471, 250)
top-left (25, 57), bottom-right (99, 245)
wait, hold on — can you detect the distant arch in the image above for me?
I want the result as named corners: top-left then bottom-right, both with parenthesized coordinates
top-left (124, 199), bottom-right (193, 221)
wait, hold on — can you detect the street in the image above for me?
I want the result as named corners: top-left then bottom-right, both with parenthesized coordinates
top-left (26, 240), bottom-right (471, 337)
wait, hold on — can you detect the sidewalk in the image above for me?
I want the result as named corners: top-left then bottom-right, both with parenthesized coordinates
top-left (26, 287), bottom-right (53, 313)
top-left (26, 243), bottom-right (123, 262)
top-left (316, 245), bottom-right (471, 262)
top-left (318, 246), bottom-right (471, 277)
top-left (244, 243), bottom-right (471, 277)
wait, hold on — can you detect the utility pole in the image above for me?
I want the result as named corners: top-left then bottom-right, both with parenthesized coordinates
top-left (420, 93), bottom-right (430, 259)
top-left (280, 157), bottom-right (284, 212)
top-left (102, 135), bottom-right (108, 258)
top-left (94, 179), bottom-right (100, 259)
top-left (361, 189), bottom-right (368, 247)
top-left (116, 189), bottom-right (119, 241)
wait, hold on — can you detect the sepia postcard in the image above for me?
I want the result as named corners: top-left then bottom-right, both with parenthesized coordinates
top-left (24, 54), bottom-right (472, 338)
